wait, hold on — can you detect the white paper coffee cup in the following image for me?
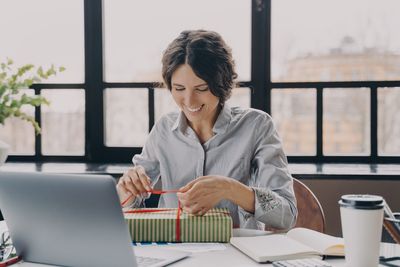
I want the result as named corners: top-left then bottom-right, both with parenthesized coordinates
top-left (339, 194), bottom-right (384, 267)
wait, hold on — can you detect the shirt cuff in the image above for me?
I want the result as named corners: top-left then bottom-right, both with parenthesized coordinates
top-left (129, 192), bottom-right (151, 208)
top-left (239, 187), bottom-right (291, 228)
top-left (253, 187), bottom-right (281, 215)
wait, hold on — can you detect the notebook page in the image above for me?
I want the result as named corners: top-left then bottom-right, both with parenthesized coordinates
top-left (230, 234), bottom-right (319, 262)
top-left (287, 228), bottom-right (344, 255)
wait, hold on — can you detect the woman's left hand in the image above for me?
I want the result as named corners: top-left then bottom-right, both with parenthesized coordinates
top-left (177, 175), bottom-right (232, 215)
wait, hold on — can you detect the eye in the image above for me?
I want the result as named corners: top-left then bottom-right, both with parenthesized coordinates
top-left (196, 86), bottom-right (209, 92)
top-left (174, 87), bottom-right (185, 91)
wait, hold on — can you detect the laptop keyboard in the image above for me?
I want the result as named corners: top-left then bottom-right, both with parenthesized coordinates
top-left (136, 256), bottom-right (165, 267)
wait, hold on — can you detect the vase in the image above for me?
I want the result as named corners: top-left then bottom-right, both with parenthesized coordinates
top-left (0, 139), bottom-right (9, 166)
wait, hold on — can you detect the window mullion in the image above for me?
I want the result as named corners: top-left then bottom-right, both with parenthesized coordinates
top-left (148, 87), bottom-right (155, 132)
top-left (251, 0), bottom-right (270, 112)
top-left (35, 88), bottom-right (42, 159)
top-left (371, 86), bottom-right (378, 160)
top-left (84, 0), bottom-right (104, 162)
top-left (316, 87), bottom-right (323, 160)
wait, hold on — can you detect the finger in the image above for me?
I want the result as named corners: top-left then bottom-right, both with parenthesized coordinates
top-left (116, 181), bottom-right (133, 203)
top-left (190, 206), bottom-right (204, 216)
top-left (117, 175), bottom-right (130, 193)
top-left (202, 206), bottom-right (211, 214)
top-left (136, 167), bottom-right (152, 191)
top-left (127, 169), bottom-right (148, 194)
top-left (196, 207), bottom-right (207, 216)
top-left (177, 194), bottom-right (193, 211)
top-left (116, 182), bottom-right (129, 195)
top-left (176, 192), bottom-right (185, 204)
top-left (123, 178), bottom-right (140, 197)
top-left (184, 182), bottom-right (207, 201)
top-left (122, 172), bottom-right (144, 196)
top-left (179, 177), bottom-right (199, 192)
top-left (180, 200), bottom-right (196, 211)
top-left (197, 207), bottom-right (207, 216)
top-left (177, 191), bottom-right (195, 207)
top-left (131, 176), bottom-right (147, 194)
top-left (187, 203), bottom-right (203, 215)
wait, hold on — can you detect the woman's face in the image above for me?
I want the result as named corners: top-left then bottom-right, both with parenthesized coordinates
top-left (170, 64), bottom-right (220, 126)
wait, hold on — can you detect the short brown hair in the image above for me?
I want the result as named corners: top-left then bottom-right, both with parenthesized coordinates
top-left (162, 30), bottom-right (237, 104)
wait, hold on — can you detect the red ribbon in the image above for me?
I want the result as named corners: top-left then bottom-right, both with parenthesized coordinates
top-left (121, 189), bottom-right (183, 242)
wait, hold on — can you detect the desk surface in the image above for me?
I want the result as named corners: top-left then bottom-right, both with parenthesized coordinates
top-left (2, 222), bottom-right (399, 267)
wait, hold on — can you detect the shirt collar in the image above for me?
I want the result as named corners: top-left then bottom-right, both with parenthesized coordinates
top-left (171, 104), bottom-right (232, 135)
top-left (171, 111), bottom-right (188, 132)
top-left (212, 104), bottom-right (232, 135)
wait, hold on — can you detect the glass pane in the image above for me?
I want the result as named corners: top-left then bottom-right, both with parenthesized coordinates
top-left (104, 0), bottom-right (251, 82)
top-left (271, 89), bottom-right (316, 155)
top-left (227, 88), bottom-right (251, 108)
top-left (378, 88), bottom-right (400, 155)
top-left (41, 89), bottom-right (85, 155)
top-left (0, 0), bottom-right (84, 83)
top-left (0, 90), bottom-right (35, 155)
top-left (104, 88), bottom-right (148, 147)
top-left (272, 0), bottom-right (400, 82)
top-left (323, 88), bottom-right (370, 155)
top-left (154, 88), bottom-right (179, 122)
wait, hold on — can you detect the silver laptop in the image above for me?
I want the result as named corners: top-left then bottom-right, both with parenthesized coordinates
top-left (0, 171), bottom-right (189, 267)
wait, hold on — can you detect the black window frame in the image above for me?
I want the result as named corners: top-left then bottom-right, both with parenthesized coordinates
top-left (8, 0), bottom-right (400, 164)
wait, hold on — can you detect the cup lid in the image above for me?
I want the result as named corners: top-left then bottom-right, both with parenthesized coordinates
top-left (339, 194), bottom-right (384, 210)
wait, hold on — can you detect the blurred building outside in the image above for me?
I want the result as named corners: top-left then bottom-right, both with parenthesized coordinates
top-left (272, 35), bottom-right (400, 156)
top-left (1, 36), bottom-right (400, 156)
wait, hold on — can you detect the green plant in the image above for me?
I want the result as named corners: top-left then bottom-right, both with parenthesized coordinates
top-left (0, 58), bottom-right (65, 134)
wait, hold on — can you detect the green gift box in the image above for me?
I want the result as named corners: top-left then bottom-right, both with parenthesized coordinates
top-left (124, 208), bottom-right (232, 243)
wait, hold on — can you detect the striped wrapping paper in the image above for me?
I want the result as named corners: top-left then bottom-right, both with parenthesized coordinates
top-left (124, 208), bottom-right (232, 243)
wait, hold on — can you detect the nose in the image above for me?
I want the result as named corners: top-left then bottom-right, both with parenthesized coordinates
top-left (183, 90), bottom-right (197, 107)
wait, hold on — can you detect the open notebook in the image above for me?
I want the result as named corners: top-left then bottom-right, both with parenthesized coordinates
top-left (230, 227), bottom-right (344, 262)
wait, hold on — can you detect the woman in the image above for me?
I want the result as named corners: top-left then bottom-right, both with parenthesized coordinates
top-left (117, 30), bottom-right (297, 230)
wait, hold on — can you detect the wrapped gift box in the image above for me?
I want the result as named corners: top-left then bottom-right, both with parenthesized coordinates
top-left (124, 208), bottom-right (232, 243)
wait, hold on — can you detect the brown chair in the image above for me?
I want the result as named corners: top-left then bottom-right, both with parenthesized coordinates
top-left (383, 213), bottom-right (400, 244)
top-left (292, 178), bottom-right (326, 233)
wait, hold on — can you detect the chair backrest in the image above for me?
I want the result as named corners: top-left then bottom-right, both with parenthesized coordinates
top-left (383, 213), bottom-right (400, 244)
top-left (292, 178), bottom-right (326, 233)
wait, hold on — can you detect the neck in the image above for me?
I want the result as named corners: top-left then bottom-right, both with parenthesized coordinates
top-left (188, 105), bottom-right (222, 143)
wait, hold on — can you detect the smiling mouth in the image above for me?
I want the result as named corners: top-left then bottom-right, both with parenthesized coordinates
top-left (186, 105), bottom-right (204, 113)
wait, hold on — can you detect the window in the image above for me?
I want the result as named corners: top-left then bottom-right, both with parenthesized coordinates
top-left (104, 89), bottom-right (148, 147)
top-left (0, 0), bottom-right (84, 82)
top-left (41, 89), bottom-right (85, 155)
top-left (0, 0), bottom-right (84, 160)
top-left (271, 0), bottom-right (400, 163)
top-left (103, 0), bottom-right (251, 82)
top-left (0, 90), bottom-right (35, 155)
top-left (2, 0), bottom-right (400, 163)
top-left (378, 88), bottom-right (400, 155)
top-left (271, 89), bottom-right (316, 156)
top-left (323, 88), bottom-right (370, 155)
top-left (271, 0), bottom-right (400, 82)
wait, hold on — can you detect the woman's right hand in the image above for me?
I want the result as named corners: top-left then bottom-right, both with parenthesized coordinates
top-left (116, 165), bottom-right (152, 205)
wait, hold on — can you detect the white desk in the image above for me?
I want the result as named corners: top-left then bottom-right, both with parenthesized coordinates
top-left (2, 221), bottom-right (399, 267)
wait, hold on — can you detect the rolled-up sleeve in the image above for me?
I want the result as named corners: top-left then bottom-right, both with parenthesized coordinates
top-left (240, 114), bottom-right (297, 230)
